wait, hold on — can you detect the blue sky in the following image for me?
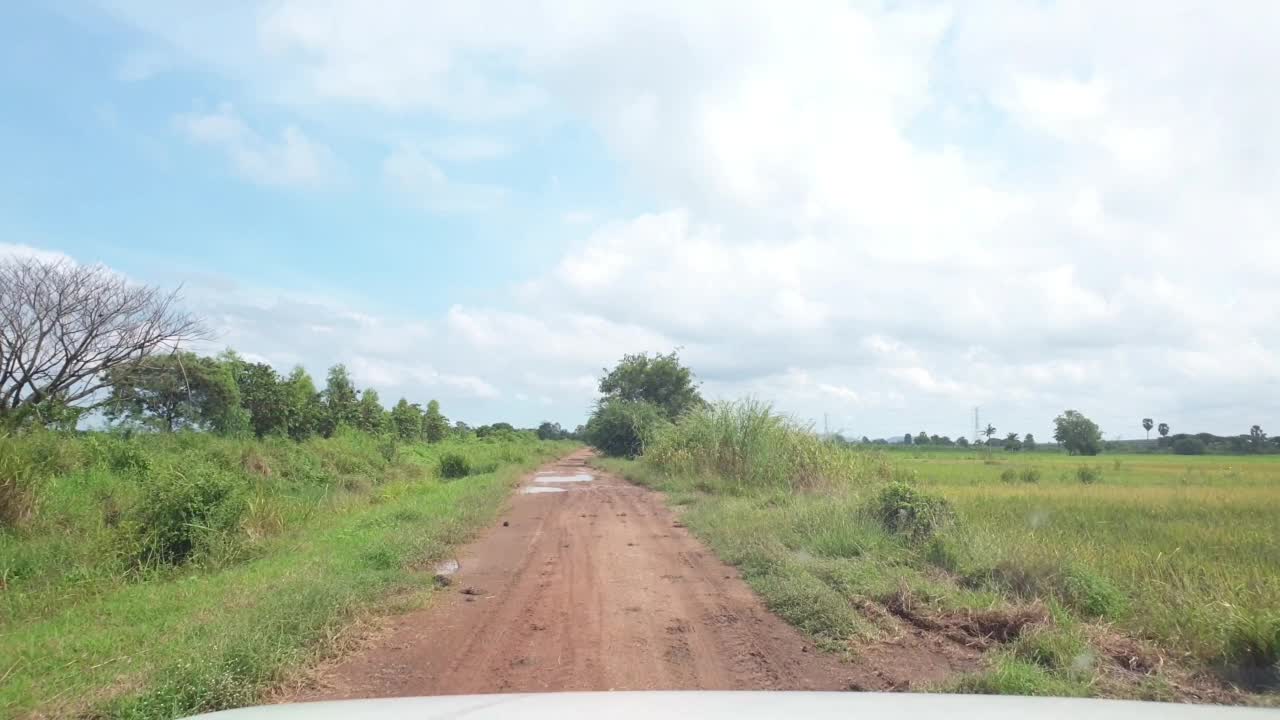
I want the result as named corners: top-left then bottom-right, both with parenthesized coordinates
top-left (3, 1), bottom-right (1277, 439)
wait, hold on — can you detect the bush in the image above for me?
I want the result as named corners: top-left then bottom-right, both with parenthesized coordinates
top-left (438, 452), bottom-right (472, 480)
top-left (1020, 467), bottom-right (1042, 483)
top-left (1075, 465), bottom-right (1102, 484)
top-left (1060, 565), bottom-right (1128, 618)
top-left (1000, 468), bottom-right (1018, 483)
top-left (121, 463), bottom-right (247, 569)
top-left (871, 481), bottom-right (953, 542)
top-left (585, 399), bottom-right (668, 458)
top-left (1172, 437), bottom-right (1207, 455)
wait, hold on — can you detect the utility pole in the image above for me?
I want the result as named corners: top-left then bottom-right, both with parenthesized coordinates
top-left (973, 406), bottom-right (980, 445)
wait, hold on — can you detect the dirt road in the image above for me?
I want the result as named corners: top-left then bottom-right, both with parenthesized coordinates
top-left (290, 449), bottom-right (859, 698)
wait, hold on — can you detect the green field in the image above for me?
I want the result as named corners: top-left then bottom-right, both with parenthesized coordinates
top-left (0, 431), bottom-right (574, 719)
top-left (898, 450), bottom-right (1279, 669)
top-left (601, 402), bottom-right (1280, 703)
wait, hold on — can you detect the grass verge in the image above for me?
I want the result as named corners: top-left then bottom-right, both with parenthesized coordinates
top-left (0, 432), bottom-right (573, 718)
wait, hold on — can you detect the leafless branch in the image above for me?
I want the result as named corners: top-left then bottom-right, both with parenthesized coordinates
top-left (0, 257), bottom-right (206, 423)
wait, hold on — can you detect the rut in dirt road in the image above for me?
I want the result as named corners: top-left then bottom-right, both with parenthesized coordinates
top-left (289, 449), bottom-right (867, 697)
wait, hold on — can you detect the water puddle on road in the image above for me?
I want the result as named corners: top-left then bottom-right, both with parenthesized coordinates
top-left (520, 486), bottom-right (568, 494)
top-left (533, 474), bottom-right (594, 483)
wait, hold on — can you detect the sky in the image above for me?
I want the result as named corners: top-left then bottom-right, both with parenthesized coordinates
top-left (2, 1), bottom-right (1277, 440)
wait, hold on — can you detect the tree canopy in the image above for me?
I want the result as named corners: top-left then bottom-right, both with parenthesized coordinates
top-left (597, 351), bottom-right (704, 420)
top-left (1053, 409), bottom-right (1102, 455)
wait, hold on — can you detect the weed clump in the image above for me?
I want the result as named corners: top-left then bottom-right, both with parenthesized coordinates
top-left (438, 452), bottom-right (473, 480)
top-left (1020, 467), bottom-right (1042, 483)
top-left (872, 481), bottom-right (953, 542)
top-left (1075, 465), bottom-right (1103, 484)
top-left (1000, 468), bottom-right (1018, 484)
top-left (120, 464), bottom-right (247, 570)
top-left (1223, 609), bottom-right (1280, 670)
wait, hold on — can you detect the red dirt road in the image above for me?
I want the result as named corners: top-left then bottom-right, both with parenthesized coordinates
top-left (289, 449), bottom-right (860, 698)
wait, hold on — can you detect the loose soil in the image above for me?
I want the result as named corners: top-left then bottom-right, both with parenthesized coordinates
top-left (286, 449), bottom-right (978, 698)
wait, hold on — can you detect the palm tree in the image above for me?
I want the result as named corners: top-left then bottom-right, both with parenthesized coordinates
top-left (1157, 422), bottom-right (1169, 438)
top-left (1142, 418), bottom-right (1153, 439)
top-left (982, 423), bottom-right (997, 445)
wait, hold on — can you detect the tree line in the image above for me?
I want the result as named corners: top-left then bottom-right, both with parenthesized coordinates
top-left (0, 257), bottom-right (559, 441)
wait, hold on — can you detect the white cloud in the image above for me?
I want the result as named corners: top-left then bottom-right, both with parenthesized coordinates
top-left (175, 103), bottom-right (336, 188)
top-left (83, 0), bottom-right (1280, 436)
top-left (425, 135), bottom-right (510, 161)
top-left (382, 144), bottom-right (507, 212)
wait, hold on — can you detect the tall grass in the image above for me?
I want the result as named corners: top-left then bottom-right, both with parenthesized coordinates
top-left (0, 430), bottom-right (574, 717)
top-left (645, 399), bottom-right (888, 491)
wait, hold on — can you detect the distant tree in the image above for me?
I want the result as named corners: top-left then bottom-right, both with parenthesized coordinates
top-left (1172, 436), bottom-right (1206, 455)
top-left (422, 399), bottom-right (449, 443)
top-left (1023, 433), bottom-right (1037, 451)
top-left (453, 420), bottom-right (472, 438)
top-left (319, 364), bottom-right (359, 437)
top-left (282, 366), bottom-right (321, 441)
top-left (537, 421), bottom-right (564, 440)
top-left (872, 438), bottom-right (888, 445)
top-left (861, 436), bottom-right (871, 444)
top-left (598, 350), bottom-right (704, 420)
top-left (903, 433), bottom-right (913, 445)
top-left (955, 436), bottom-right (970, 448)
top-left (1142, 418), bottom-right (1154, 440)
top-left (1053, 409), bottom-right (1103, 456)
top-left (1003, 432), bottom-right (1022, 451)
top-left (476, 422), bottom-right (515, 438)
top-left (0, 256), bottom-right (204, 426)
top-left (390, 398), bottom-right (422, 441)
top-left (1250, 425), bottom-right (1267, 453)
top-left (1158, 422), bottom-right (1169, 439)
top-left (356, 388), bottom-right (386, 434)
top-left (915, 431), bottom-right (930, 445)
top-left (982, 423), bottom-right (997, 444)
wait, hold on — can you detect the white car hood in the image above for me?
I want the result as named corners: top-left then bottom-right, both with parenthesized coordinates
top-left (189, 691), bottom-right (1272, 720)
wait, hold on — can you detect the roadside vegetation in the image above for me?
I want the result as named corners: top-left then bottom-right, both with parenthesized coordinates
top-left (587, 352), bottom-right (1280, 704)
top-left (0, 258), bottom-right (578, 717)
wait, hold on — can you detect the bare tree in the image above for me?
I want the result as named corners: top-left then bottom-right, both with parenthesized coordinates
top-left (0, 257), bottom-right (204, 425)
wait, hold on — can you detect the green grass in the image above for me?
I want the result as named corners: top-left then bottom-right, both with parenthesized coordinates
top-left (602, 403), bottom-right (1280, 702)
top-left (897, 450), bottom-right (1280, 667)
top-left (0, 430), bottom-right (574, 718)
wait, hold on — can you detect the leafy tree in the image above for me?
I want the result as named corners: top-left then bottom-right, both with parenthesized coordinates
top-left (453, 420), bottom-right (472, 438)
top-left (585, 399), bottom-right (667, 457)
top-left (319, 364), bottom-right (359, 437)
top-left (537, 421), bottom-right (566, 440)
top-left (282, 366), bottom-right (321, 441)
top-left (356, 388), bottom-right (386, 434)
top-left (1004, 431), bottom-right (1022, 451)
top-left (915, 431), bottom-right (930, 445)
top-left (422, 399), bottom-right (449, 443)
top-left (1158, 422), bottom-right (1169, 438)
top-left (598, 351), bottom-right (704, 420)
top-left (104, 353), bottom-right (247, 435)
top-left (955, 436), bottom-right (969, 447)
top-left (903, 433), bottom-right (913, 445)
top-left (475, 422), bottom-right (515, 438)
top-left (234, 362), bottom-right (290, 438)
top-left (390, 398), bottom-right (422, 441)
top-left (1250, 425), bottom-right (1267, 453)
top-left (1023, 433), bottom-right (1036, 451)
top-left (1053, 409), bottom-right (1103, 456)
top-left (1142, 418), bottom-right (1154, 440)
